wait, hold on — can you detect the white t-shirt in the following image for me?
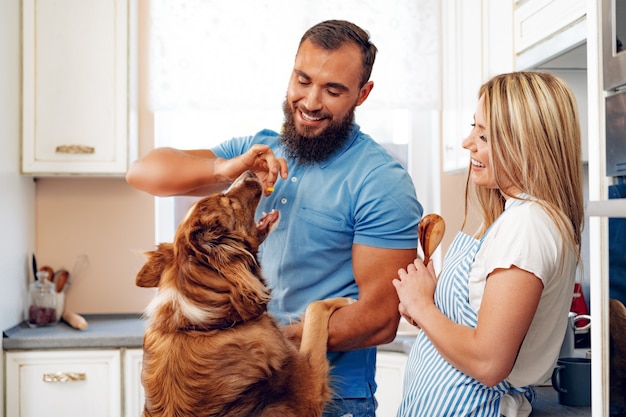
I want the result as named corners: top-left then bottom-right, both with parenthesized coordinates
top-left (468, 198), bottom-right (577, 388)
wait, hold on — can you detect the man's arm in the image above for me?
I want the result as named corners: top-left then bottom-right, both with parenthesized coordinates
top-left (325, 244), bottom-right (417, 351)
top-left (126, 145), bottom-right (288, 196)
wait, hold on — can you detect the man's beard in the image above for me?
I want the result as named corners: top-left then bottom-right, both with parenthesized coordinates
top-left (280, 100), bottom-right (355, 165)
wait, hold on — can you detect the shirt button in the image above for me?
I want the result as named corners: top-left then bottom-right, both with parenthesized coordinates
top-left (291, 177), bottom-right (298, 183)
top-left (280, 197), bottom-right (288, 204)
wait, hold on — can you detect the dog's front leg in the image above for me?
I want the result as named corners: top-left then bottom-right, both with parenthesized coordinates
top-left (300, 297), bottom-right (354, 361)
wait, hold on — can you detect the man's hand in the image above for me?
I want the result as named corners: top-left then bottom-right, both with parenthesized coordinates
top-left (217, 144), bottom-right (288, 194)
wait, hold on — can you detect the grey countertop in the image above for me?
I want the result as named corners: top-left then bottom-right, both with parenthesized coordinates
top-left (2, 316), bottom-right (591, 416)
top-left (2, 314), bottom-right (146, 350)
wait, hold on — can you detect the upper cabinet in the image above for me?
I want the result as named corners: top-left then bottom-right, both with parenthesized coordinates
top-left (441, 0), bottom-right (514, 173)
top-left (514, 0), bottom-right (586, 70)
top-left (442, 0), bottom-right (588, 173)
top-left (21, 0), bottom-right (136, 177)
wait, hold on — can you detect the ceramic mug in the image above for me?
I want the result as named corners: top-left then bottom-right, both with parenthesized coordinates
top-left (551, 357), bottom-right (591, 407)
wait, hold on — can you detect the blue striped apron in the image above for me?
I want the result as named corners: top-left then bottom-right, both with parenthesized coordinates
top-left (396, 229), bottom-right (531, 417)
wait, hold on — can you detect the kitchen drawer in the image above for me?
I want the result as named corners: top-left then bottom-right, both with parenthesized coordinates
top-left (5, 349), bottom-right (121, 417)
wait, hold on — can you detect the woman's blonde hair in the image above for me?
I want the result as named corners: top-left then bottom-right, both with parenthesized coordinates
top-left (464, 71), bottom-right (584, 257)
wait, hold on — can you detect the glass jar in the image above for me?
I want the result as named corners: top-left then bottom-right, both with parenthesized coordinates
top-left (26, 272), bottom-right (61, 327)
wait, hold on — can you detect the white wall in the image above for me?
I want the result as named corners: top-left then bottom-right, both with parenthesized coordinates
top-left (0, 0), bottom-right (37, 414)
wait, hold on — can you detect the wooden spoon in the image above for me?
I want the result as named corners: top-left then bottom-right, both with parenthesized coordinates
top-left (418, 213), bottom-right (446, 266)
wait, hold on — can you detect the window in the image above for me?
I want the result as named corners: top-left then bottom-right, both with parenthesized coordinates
top-left (149, 0), bottom-right (440, 242)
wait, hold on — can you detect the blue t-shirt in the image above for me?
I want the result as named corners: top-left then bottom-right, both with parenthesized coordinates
top-left (212, 124), bottom-right (422, 399)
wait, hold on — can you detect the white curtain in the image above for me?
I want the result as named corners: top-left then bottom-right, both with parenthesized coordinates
top-left (149, 0), bottom-right (440, 112)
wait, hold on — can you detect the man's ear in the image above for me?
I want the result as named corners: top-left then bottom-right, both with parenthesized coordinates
top-left (356, 80), bottom-right (374, 106)
top-left (135, 243), bottom-right (174, 288)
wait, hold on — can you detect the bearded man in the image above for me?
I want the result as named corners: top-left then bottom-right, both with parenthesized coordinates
top-left (126, 19), bottom-right (422, 417)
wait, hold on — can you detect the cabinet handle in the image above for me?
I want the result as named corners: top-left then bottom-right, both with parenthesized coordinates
top-left (42, 372), bottom-right (87, 383)
top-left (55, 145), bottom-right (95, 154)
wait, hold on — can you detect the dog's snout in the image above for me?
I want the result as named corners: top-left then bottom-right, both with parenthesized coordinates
top-left (225, 171), bottom-right (262, 195)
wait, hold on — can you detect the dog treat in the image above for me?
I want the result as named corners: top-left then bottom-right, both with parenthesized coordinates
top-left (266, 186), bottom-right (275, 193)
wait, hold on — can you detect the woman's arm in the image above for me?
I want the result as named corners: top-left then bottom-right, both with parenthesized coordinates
top-left (394, 260), bottom-right (543, 386)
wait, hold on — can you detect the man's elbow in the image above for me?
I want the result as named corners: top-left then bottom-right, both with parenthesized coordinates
top-left (373, 317), bottom-right (401, 346)
top-left (126, 165), bottom-right (170, 197)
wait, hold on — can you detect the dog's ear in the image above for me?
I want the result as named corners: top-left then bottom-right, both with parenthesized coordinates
top-left (136, 243), bottom-right (174, 288)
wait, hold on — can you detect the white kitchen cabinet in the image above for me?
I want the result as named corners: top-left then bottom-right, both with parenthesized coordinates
top-left (123, 348), bottom-right (145, 417)
top-left (375, 351), bottom-right (408, 417)
top-left (21, 0), bottom-right (136, 176)
top-left (5, 349), bottom-right (121, 417)
top-left (514, 0), bottom-right (587, 69)
top-left (441, 0), bottom-right (482, 173)
top-left (441, 0), bottom-right (514, 173)
top-left (5, 348), bottom-right (145, 417)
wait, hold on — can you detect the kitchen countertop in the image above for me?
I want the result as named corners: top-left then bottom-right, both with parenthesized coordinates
top-left (2, 314), bottom-right (146, 350)
top-left (3, 316), bottom-right (591, 416)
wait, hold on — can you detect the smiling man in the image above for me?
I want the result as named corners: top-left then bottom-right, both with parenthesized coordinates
top-left (126, 20), bottom-right (423, 417)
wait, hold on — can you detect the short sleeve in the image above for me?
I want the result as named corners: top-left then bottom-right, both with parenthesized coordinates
top-left (468, 202), bottom-right (563, 311)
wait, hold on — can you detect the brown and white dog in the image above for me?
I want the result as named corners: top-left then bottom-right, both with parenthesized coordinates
top-left (136, 170), bottom-right (351, 417)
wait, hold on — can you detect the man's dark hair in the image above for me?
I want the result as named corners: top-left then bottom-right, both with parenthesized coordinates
top-left (299, 20), bottom-right (377, 88)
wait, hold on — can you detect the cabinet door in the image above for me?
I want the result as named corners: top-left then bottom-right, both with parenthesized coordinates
top-left (514, 0), bottom-right (586, 55)
top-left (21, 0), bottom-right (133, 176)
top-left (441, 0), bottom-right (514, 173)
top-left (375, 351), bottom-right (408, 417)
top-left (441, 0), bottom-right (483, 173)
top-left (123, 348), bottom-right (145, 417)
top-left (6, 350), bottom-right (121, 417)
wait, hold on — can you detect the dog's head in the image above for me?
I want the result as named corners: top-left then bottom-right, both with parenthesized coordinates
top-left (136, 170), bottom-right (280, 329)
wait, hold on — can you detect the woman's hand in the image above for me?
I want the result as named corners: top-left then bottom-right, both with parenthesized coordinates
top-left (216, 144), bottom-right (288, 195)
top-left (392, 258), bottom-right (437, 328)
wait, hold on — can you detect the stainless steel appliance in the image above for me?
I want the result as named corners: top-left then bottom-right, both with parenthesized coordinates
top-left (603, 0), bottom-right (626, 176)
top-left (602, 2), bottom-right (626, 416)
top-left (602, 0), bottom-right (626, 91)
top-left (605, 90), bottom-right (626, 176)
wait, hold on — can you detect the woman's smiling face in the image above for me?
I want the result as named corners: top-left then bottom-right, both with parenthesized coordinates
top-left (462, 95), bottom-right (497, 189)
top-left (462, 95), bottom-right (520, 198)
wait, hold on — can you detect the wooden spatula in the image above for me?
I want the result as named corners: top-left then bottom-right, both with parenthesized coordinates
top-left (418, 214), bottom-right (445, 266)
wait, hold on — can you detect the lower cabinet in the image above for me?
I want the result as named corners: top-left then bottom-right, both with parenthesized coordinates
top-left (124, 348), bottom-right (145, 417)
top-left (7, 347), bottom-right (405, 417)
top-left (376, 351), bottom-right (408, 417)
top-left (5, 348), bottom-right (144, 417)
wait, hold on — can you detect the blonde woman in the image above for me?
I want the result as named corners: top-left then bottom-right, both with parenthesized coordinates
top-left (393, 71), bottom-right (584, 416)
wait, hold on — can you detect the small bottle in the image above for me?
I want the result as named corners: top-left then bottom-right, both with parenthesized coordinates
top-left (26, 271), bottom-right (59, 327)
